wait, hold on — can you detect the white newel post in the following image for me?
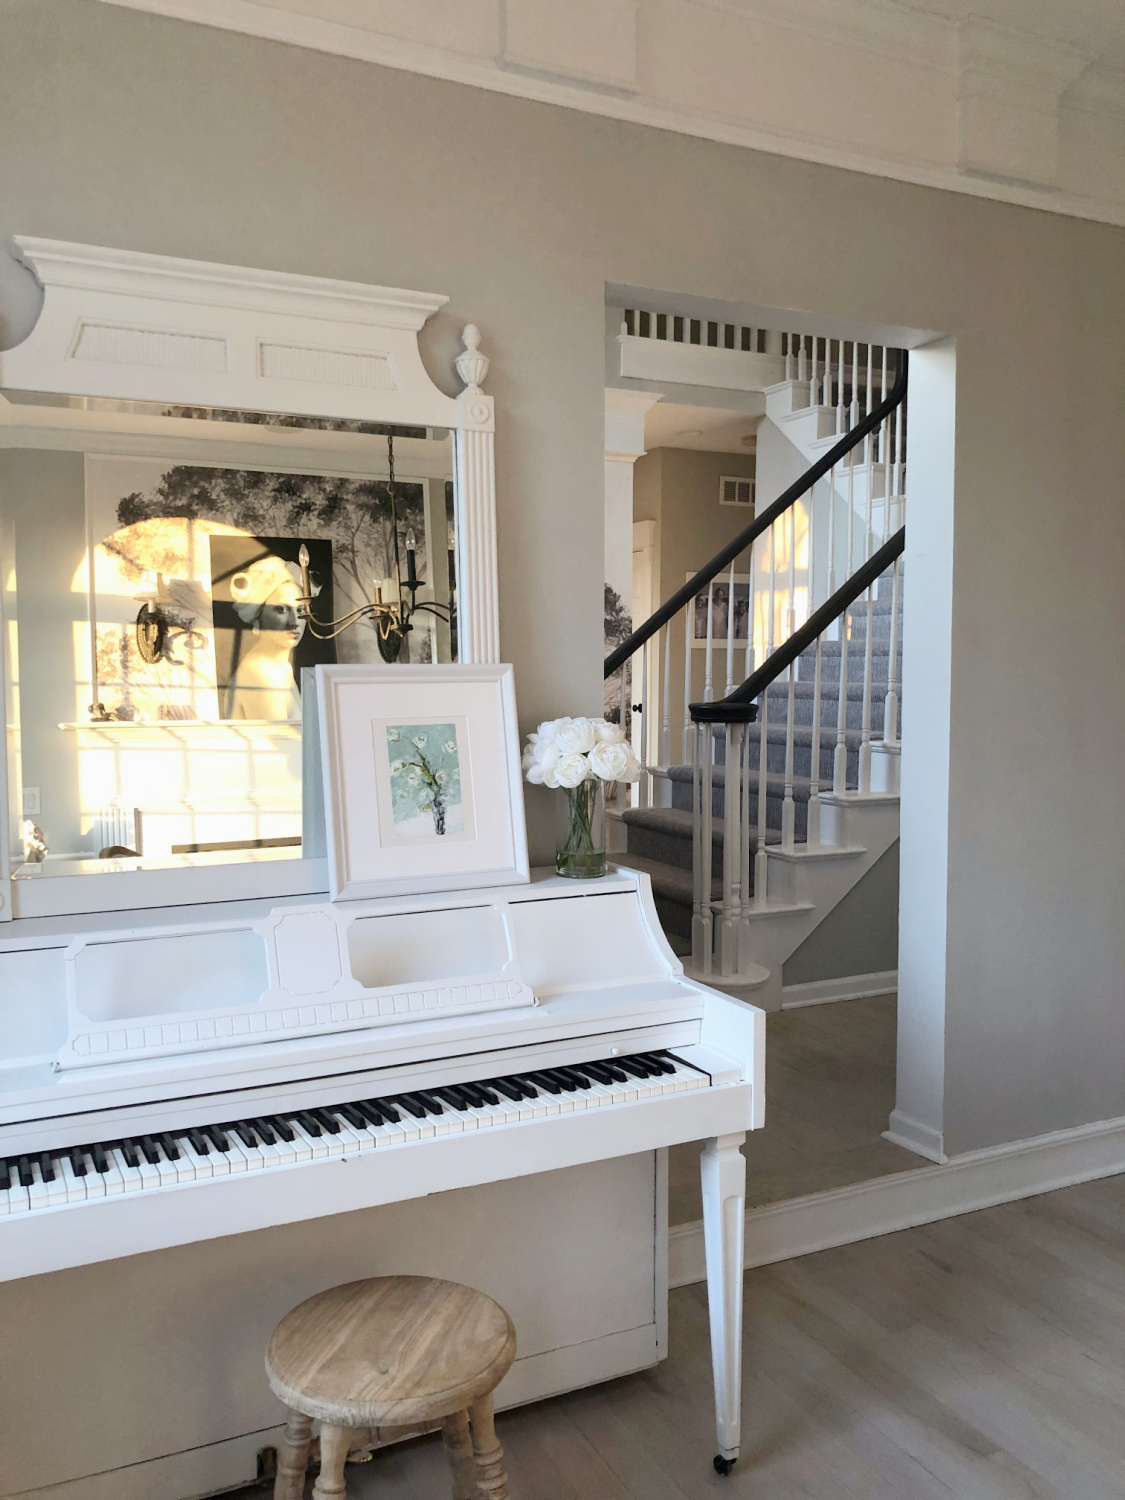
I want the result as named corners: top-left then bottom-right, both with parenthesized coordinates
top-left (453, 326), bottom-right (499, 664)
top-left (701, 1133), bottom-right (748, 1466)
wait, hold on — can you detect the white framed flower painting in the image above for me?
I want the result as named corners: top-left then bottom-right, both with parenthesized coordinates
top-left (316, 663), bottom-right (528, 900)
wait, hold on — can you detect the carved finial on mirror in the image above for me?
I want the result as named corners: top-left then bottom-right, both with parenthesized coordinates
top-left (455, 324), bottom-right (490, 393)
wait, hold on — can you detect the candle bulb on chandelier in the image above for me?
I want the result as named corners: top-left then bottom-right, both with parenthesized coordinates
top-left (405, 529), bottom-right (417, 589)
top-left (297, 544), bottom-right (312, 618)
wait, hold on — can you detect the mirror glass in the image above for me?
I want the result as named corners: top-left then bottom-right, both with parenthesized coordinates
top-left (0, 394), bottom-right (456, 881)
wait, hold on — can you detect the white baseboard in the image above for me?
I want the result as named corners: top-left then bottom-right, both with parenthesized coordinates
top-left (884, 1108), bottom-right (946, 1162)
top-left (668, 1110), bottom-right (1125, 1288)
top-left (781, 969), bottom-right (898, 1008)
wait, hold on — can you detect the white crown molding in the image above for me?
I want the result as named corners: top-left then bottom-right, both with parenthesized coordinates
top-left (92, 0), bottom-right (1125, 227)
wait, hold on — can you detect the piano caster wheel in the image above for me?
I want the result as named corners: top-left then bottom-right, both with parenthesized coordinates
top-left (714, 1454), bottom-right (737, 1477)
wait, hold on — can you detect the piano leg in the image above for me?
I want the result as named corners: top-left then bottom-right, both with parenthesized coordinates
top-left (701, 1132), bottom-right (747, 1476)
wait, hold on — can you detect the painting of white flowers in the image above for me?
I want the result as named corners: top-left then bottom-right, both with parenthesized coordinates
top-left (386, 723), bottom-right (465, 838)
top-left (316, 662), bottom-right (528, 900)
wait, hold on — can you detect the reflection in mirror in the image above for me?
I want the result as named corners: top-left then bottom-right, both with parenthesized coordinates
top-left (0, 396), bottom-right (456, 880)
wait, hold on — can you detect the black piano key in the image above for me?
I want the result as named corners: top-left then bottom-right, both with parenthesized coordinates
top-left (91, 1143), bottom-right (110, 1174)
top-left (310, 1109), bottom-right (342, 1135)
top-left (640, 1051), bottom-right (677, 1075)
top-left (138, 1137), bottom-right (162, 1166)
top-left (475, 1085), bottom-right (501, 1106)
top-left (393, 1095), bottom-right (427, 1119)
top-left (38, 1152), bottom-right (57, 1182)
top-left (554, 1067), bottom-right (593, 1090)
top-left (187, 1129), bottom-right (211, 1155)
top-left (574, 1061), bottom-right (614, 1085)
top-left (68, 1146), bottom-right (88, 1177)
top-left (543, 1069), bottom-right (579, 1092)
top-left (120, 1139), bottom-right (142, 1168)
top-left (17, 1156), bottom-right (33, 1188)
top-left (233, 1122), bottom-right (260, 1148)
top-left (410, 1092), bottom-right (447, 1117)
top-left (617, 1057), bottom-right (654, 1080)
top-left (434, 1087), bottom-right (471, 1112)
top-left (528, 1072), bottom-right (562, 1095)
top-left (454, 1083), bottom-right (490, 1108)
top-left (204, 1125), bottom-right (231, 1152)
top-left (374, 1100), bottom-right (401, 1123)
top-left (353, 1101), bottom-right (387, 1127)
top-left (490, 1078), bottom-right (526, 1103)
top-left (159, 1133), bottom-right (182, 1160)
top-left (602, 1062), bottom-right (629, 1082)
top-left (336, 1104), bottom-right (369, 1131)
top-left (293, 1112), bottom-right (322, 1137)
top-left (253, 1119), bottom-right (278, 1146)
top-left (0, 1159), bottom-right (10, 1191)
top-left (267, 1116), bottom-right (295, 1142)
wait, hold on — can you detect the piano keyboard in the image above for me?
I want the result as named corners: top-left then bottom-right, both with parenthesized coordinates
top-left (0, 1051), bottom-right (706, 1217)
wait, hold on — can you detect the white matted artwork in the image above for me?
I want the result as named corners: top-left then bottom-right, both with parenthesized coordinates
top-left (317, 663), bottom-right (528, 900)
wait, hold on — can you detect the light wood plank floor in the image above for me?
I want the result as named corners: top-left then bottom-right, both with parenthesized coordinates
top-left (670, 993), bottom-right (922, 1224)
top-left (230, 1174), bottom-right (1125, 1499)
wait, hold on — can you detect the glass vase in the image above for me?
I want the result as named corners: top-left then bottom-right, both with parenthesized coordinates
top-left (556, 778), bottom-right (607, 879)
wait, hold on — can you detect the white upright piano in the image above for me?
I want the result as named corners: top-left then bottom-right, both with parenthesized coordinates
top-left (0, 866), bottom-right (762, 1477)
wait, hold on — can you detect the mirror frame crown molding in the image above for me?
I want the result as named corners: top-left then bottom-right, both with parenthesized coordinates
top-left (0, 238), bottom-right (500, 921)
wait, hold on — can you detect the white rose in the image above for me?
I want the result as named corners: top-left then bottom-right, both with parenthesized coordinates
top-left (554, 717), bottom-right (597, 755)
top-left (594, 720), bottom-right (627, 744)
top-left (534, 718), bottom-right (564, 745)
top-left (588, 740), bottom-right (641, 782)
top-left (554, 751), bottom-right (592, 788)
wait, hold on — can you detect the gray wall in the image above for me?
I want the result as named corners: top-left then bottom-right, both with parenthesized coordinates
top-left (3, 0), bottom-right (1125, 1156)
top-left (633, 445), bottom-right (757, 713)
top-left (783, 843), bottom-right (899, 987)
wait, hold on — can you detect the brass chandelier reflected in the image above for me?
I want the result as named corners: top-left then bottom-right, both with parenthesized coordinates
top-left (296, 434), bottom-right (454, 662)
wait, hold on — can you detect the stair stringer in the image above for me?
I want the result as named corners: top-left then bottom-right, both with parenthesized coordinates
top-left (700, 792), bottom-right (900, 1012)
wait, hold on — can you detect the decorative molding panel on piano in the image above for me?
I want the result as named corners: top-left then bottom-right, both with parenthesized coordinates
top-left (58, 895), bottom-right (535, 1068)
top-left (0, 236), bottom-right (499, 663)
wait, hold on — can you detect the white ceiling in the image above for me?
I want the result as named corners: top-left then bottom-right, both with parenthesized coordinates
top-left (644, 403), bottom-right (761, 456)
top-left (97, 0), bottom-right (1125, 226)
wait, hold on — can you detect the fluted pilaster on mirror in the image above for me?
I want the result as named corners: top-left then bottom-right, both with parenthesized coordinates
top-left (454, 325), bottom-right (500, 664)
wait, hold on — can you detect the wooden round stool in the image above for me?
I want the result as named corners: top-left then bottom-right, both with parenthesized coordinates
top-left (266, 1275), bottom-right (516, 1500)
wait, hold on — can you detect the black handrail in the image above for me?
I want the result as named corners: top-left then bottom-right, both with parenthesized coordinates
top-left (603, 350), bottom-right (908, 679)
top-left (690, 525), bottom-right (905, 722)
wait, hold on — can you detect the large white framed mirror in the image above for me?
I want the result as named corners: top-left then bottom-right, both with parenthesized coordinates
top-left (0, 239), bottom-right (498, 921)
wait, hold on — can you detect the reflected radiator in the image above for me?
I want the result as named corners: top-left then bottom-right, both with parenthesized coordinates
top-left (94, 806), bottom-right (143, 855)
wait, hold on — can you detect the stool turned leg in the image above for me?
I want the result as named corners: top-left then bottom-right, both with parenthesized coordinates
top-left (441, 1410), bottom-right (476, 1500)
top-left (274, 1409), bottom-right (313, 1500)
top-left (467, 1394), bottom-right (509, 1500)
top-left (311, 1424), bottom-right (352, 1500)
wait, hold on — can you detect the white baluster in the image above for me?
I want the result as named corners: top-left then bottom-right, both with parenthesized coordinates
top-left (754, 688), bottom-right (769, 904)
top-left (661, 624), bottom-right (672, 768)
top-left (797, 333), bottom-right (807, 385)
top-left (826, 462), bottom-right (838, 606)
top-left (744, 537), bottom-right (756, 682)
top-left (833, 450), bottom-right (856, 794)
top-left (858, 366), bottom-right (876, 793)
top-left (739, 701), bottom-right (754, 967)
top-left (808, 636), bottom-right (823, 845)
top-left (683, 606), bottom-right (693, 763)
top-left (850, 340), bottom-right (860, 430)
top-left (691, 723), bottom-right (706, 972)
top-left (781, 497), bottom-right (798, 847)
top-left (699, 724), bottom-right (715, 973)
top-left (784, 332), bottom-right (792, 381)
top-left (704, 583), bottom-right (715, 703)
top-left (637, 640), bottom-right (651, 808)
top-left (836, 339), bottom-right (847, 434)
top-left (724, 557), bottom-right (736, 697)
top-left (719, 721), bottom-right (742, 976)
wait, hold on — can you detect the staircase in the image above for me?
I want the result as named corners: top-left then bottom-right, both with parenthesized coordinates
top-left (605, 328), bottom-right (906, 1010)
top-left (618, 563), bottom-right (903, 943)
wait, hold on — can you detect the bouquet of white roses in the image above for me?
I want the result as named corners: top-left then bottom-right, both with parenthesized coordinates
top-left (522, 716), bottom-right (641, 788)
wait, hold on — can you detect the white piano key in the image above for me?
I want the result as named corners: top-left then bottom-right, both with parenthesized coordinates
top-left (331, 1119), bottom-right (375, 1155)
top-left (279, 1124), bottom-right (314, 1163)
top-left (2, 1172), bottom-right (30, 1214)
top-left (80, 1152), bottom-right (107, 1199)
top-left (164, 1141), bottom-right (198, 1184)
top-left (288, 1120), bottom-right (330, 1160)
top-left (56, 1154), bottom-right (87, 1204)
top-left (26, 1161), bottom-right (52, 1212)
top-left (110, 1147), bottom-right (145, 1193)
top-left (261, 1130), bottom-right (298, 1167)
top-left (40, 1159), bottom-right (70, 1209)
top-left (178, 1137), bottom-right (214, 1181)
top-left (145, 1143), bottom-right (179, 1188)
top-left (98, 1153), bottom-right (126, 1196)
top-left (221, 1135), bottom-right (255, 1173)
